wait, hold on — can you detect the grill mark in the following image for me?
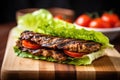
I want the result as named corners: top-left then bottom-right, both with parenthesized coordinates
top-left (16, 39), bottom-right (67, 61)
top-left (41, 38), bottom-right (64, 49)
top-left (57, 39), bottom-right (74, 49)
top-left (19, 31), bottom-right (101, 53)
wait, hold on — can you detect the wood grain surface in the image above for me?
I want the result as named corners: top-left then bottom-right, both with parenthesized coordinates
top-left (0, 22), bottom-right (16, 80)
top-left (1, 29), bottom-right (120, 80)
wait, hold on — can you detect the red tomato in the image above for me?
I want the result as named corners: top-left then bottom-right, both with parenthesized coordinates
top-left (89, 18), bottom-right (111, 28)
top-left (54, 15), bottom-right (72, 23)
top-left (75, 14), bottom-right (92, 27)
top-left (89, 18), bottom-right (103, 28)
top-left (65, 19), bottom-right (72, 23)
top-left (64, 50), bottom-right (86, 58)
top-left (101, 12), bottom-right (119, 27)
top-left (102, 21), bottom-right (112, 28)
top-left (22, 40), bottom-right (40, 49)
top-left (114, 20), bottom-right (120, 27)
top-left (54, 15), bottom-right (63, 20)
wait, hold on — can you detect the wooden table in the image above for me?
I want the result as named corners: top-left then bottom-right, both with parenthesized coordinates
top-left (0, 22), bottom-right (120, 80)
top-left (0, 22), bottom-right (16, 80)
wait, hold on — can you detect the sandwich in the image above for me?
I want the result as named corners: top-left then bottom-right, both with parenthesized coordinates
top-left (13, 9), bottom-right (112, 65)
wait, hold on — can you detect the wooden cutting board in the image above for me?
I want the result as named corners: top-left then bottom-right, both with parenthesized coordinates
top-left (1, 30), bottom-right (120, 80)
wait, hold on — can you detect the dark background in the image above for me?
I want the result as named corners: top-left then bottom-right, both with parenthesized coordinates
top-left (0, 0), bottom-right (120, 23)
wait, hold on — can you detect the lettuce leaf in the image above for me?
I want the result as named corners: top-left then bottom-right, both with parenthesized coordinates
top-left (14, 9), bottom-right (112, 47)
top-left (14, 46), bottom-right (57, 62)
top-left (14, 46), bottom-right (106, 65)
top-left (17, 9), bottom-right (53, 32)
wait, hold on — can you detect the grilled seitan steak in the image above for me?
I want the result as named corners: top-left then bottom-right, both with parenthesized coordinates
top-left (16, 31), bottom-right (102, 61)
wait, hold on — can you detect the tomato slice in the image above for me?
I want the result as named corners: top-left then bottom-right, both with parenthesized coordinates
top-left (64, 50), bottom-right (86, 58)
top-left (22, 40), bottom-right (40, 49)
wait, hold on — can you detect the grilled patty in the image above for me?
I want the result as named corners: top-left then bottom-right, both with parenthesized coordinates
top-left (16, 31), bottom-right (102, 61)
top-left (19, 31), bottom-right (101, 53)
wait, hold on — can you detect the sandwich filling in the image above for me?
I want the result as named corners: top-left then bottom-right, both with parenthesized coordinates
top-left (16, 31), bottom-right (101, 62)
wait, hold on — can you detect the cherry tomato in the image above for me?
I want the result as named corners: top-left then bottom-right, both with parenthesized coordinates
top-left (102, 21), bottom-right (112, 28)
top-left (114, 20), bottom-right (120, 27)
top-left (54, 15), bottom-right (63, 20)
top-left (54, 15), bottom-right (72, 23)
top-left (89, 18), bottom-right (111, 28)
top-left (22, 40), bottom-right (40, 49)
top-left (101, 12), bottom-right (119, 27)
top-left (75, 14), bottom-right (92, 27)
top-left (65, 19), bottom-right (72, 23)
top-left (64, 50), bottom-right (86, 58)
top-left (89, 18), bottom-right (103, 28)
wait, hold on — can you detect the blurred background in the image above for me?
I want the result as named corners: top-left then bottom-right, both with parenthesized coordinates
top-left (0, 0), bottom-right (120, 23)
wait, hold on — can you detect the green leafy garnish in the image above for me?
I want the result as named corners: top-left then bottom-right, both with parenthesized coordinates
top-left (14, 46), bottom-right (106, 65)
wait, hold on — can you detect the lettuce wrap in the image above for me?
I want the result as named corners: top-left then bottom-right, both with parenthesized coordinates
top-left (13, 9), bottom-right (113, 65)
